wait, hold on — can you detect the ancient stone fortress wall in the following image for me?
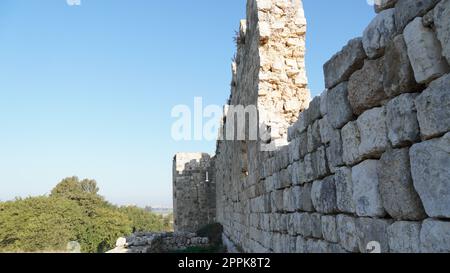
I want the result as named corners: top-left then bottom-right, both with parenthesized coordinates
top-left (172, 153), bottom-right (216, 233)
top-left (174, 0), bottom-right (450, 253)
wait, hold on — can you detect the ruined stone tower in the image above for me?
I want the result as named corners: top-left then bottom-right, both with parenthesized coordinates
top-left (172, 153), bottom-right (216, 233)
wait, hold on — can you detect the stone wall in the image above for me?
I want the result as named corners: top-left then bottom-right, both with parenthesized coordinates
top-left (172, 153), bottom-right (216, 233)
top-left (174, 0), bottom-right (450, 253)
top-left (108, 232), bottom-right (210, 253)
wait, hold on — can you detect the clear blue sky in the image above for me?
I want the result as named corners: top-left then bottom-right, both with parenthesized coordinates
top-left (0, 0), bottom-right (374, 207)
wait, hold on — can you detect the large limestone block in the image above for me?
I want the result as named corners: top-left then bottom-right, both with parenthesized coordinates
top-left (378, 148), bottom-right (427, 220)
top-left (326, 134), bottom-right (344, 173)
top-left (326, 82), bottom-right (354, 129)
top-left (383, 35), bottom-right (420, 97)
top-left (321, 215), bottom-right (338, 243)
top-left (307, 120), bottom-right (322, 153)
top-left (298, 183), bottom-right (314, 212)
top-left (395, 0), bottom-right (440, 32)
top-left (434, 0), bottom-right (450, 64)
top-left (337, 214), bottom-right (359, 252)
top-left (342, 121), bottom-right (362, 166)
top-left (404, 17), bottom-right (449, 84)
top-left (357, 107), bottom-right (389, 158)
top-left (319, 116), bottom-right (338, 145)
top-left (335, 167), bottom-right (355, 214)
top-left (290, 213), bottom-right (312, 237)
top-left (386, 93), bottom-right (420, 147)
top-left (311, 176), bottom-right (337, 214)
top-left (348, 58), bottom-right (388, 115)
top-left (352, 160), bottom-right (386, 217)
top-left (410, 133), bottom-right (450, 218)
top-left (283, 187), bottom-right (297, 212)
top-left (310, 213), bottom-right (323, 239)
top-left (356, 218), bottom-right (392, 253)
top-left (313, 146), bottom-right (330, 179)
top-left (388, 221), bottom-right (421, 253)
top-left (420, 219), bottom-right (450, 253)
top-left (415, 74), bottom-right (450, 139)
top-left (363, 8), bottom-right (396, 59)
top-left (323, 38), bottom-right (366, 89)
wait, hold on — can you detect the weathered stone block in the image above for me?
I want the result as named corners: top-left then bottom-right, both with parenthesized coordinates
top-left (288, 138), bottom-right (300, 163)
top-left (352, 160), bottom-right (386, 217)
top-left (307, 120), bottom-right (322, 153)
top-left (383, 35), bottom-right (420, 97)
top-left (296, 236), bottom-right (306, 253)
top-left (410, 133), bottom-right (450, 218)
top-left (388, 221), bottom-right (421, 253)
top-left (342, 121), bottom-right (362, 166)
top-left (320, 90), bottom-right (328, 117)
top-left (290, 213), bottom-right (312, 238)
top-left (311, 176), bottom-right (337, 214)
top-left (386, 93), bottom-right (420, 147)
top-left (378, 148), bottom-right (427, 220)
top-left (420, 219), bottom-right (450, 253)
top-left (404, 17), bottom-right (449, 84)
top-left (299, 131), bottom-right (308, 158)
top-left (311, 213), bottom-right (323, 239)
top-left (298, 183), bottom-right (314, 212)
top-left (335, 167), bottom-right (355, 214)
top-left (326, 82), bottom-right (354, 129)
top-left (304, 153), bottom-right (315, 183)
top-left (363, 8), bottom-right (396, 59)
top-left (356, 217), bottom-right (392, 253)
top-left (326, 134), bottom-right (344, 172)
top-left (434, 0), bottom-right (450, 64)
top-left (375, 0), bottom-right (397, 13)
top-left (324, 38), bottom-right (366, 89)
top-left (319, 116), bottom-right (337, 145)
top-left (321, 215), bottom-right (338, 243)
top-left (395, 0), bottom-right (440, 32)
top-left (415, 74), bottom-right (450, 139)
top-left (283, 187), bottom-right (297, 212)
top-left (313, 146), bottom-right (330, 179)
top-left (357, 107), bottom-right (389, 158)
top-left (348, 58), bottom-right (388, 115)
top-left (271, 190), bottom-right (284, 213)
top-left (337, 214), bottom-right (359, 252)
top-left (303, 96), bottom-right (322, 127)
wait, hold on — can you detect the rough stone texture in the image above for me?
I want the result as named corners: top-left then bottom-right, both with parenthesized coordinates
top-left (173, 153), bottom-right (216, 232)
top-left (383, 35), bottom-right (420, 97)
top-left (378, 148), bottom-right (427, 220)
top-left (415, 74), bottom-right (450, 139)
top-left (395, 0), bottom-right (440, 33)
top-left (386, 93), bottom-right (420, 147)
top-left (290, 213), bottom-right (312, 238)
top-left (307, 120), bottom-right (322, 153)
top-left (356, 218), bottom-right (392, 253)
top-left (357, 107), bottom-right (389, 158)
top-left (404, 17), bottom-right (449, 84)
top-left (326, 82), bottom-right (354, 129)
top-left (321, 215), bottom-right (338, 243)
top-left (410, 133), bottom-right (450, 218)
top-left (335, 167), bottom-right (355, 214)
top-left (388, 221), bottom-right (421, 253)
top-left (375, 0), bottom-right (398, 13)
top-left (420, 219), bottom-right (450, 253)
top-left (310, 213), bottom-right (323, 239)
top-left (352, 160), bottom-right (386, 217)
top-left (362, 8), bottom-right (396, 59)
top-left (298, 183), bottom-right (314, 212)
top-left (324, 38), bottom-right (366, 89)
top-left (337, 215), bottom-right (359, 252)
top-left (108, 232), bottom-right (210, 253)
top-left (348, 58), bottom-right (388, 115)
top-left (342, 121), bottom-right (362, 166)
top-left (311, 176), bottom-right (337, 214)
top-left (434, 0), bottom-right (450, 64)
